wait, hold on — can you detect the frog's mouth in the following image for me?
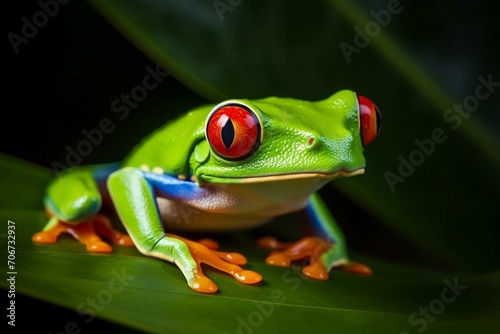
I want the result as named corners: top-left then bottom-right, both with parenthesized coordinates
top-left (202, 168), bottom-right (365, 184)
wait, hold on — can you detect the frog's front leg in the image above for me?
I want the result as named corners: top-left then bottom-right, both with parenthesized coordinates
top-left (259, 192), bottom-right (372, 279)
top-left (32, 165), bottom-right (133, 252)
top-left (107, 167), bottom-right (262, 293)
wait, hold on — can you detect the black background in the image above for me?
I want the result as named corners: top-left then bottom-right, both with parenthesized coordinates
top-left (4, 0), bottom-right (500, 332)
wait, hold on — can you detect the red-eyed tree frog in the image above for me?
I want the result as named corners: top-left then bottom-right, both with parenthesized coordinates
top-left (32, 90), bottom-right (381, 293)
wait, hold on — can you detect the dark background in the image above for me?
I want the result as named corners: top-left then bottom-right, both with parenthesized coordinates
top-left (4, 1), bottom-right (195, 169)
top-left (3, 0), bottom-right (499, 332)
top-left (4, 1), bottom-right (181, 332)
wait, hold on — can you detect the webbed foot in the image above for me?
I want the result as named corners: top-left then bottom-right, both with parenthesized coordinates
top-left (258, 236), bottom-right (372, 279)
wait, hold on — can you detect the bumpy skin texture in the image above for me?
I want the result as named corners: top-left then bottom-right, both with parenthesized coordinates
top-left (124, 90), bottom-right (365, 180)
top-left (33, 90), bottom-right (375, 293)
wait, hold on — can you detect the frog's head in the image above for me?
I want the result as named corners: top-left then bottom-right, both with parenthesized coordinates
top-left (192, 90), bottom-right (381, 185)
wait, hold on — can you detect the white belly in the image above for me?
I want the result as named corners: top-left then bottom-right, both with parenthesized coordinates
top-left (156, 177), bottom-right (332, 232)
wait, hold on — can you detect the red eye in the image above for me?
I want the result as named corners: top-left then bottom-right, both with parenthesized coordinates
top-left (206, 103), bottom-right (262, 161)
top-left (358, 95), bottom-right (382, 146)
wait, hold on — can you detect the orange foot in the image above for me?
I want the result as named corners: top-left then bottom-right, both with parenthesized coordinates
top-left (167, 234), bottom-right (262, 293)
top-left (32, 215), bottom-right (134, 252)
top-left (258, 236), bottom-right (372, 280)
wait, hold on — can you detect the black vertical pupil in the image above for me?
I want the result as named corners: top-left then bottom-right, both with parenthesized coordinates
top-left (221, 117), bottom-right (235, 149)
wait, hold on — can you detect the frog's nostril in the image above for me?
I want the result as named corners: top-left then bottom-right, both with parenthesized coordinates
top-left (307, 137), bottom-right (315, 147)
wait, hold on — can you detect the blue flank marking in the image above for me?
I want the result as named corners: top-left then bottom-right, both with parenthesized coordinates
top-left (305, 199), bottom-right (330, 241)
top-left (142, 171), bottom-right (205, 201)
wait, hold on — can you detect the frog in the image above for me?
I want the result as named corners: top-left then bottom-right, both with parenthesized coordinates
top-left (32, 89), bottom-right (381, 293)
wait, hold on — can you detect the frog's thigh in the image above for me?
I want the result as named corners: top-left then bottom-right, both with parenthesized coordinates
top-left (44, 169), bottom-right (102, 222)
top-left (33, 169), bottom-right (121, 252)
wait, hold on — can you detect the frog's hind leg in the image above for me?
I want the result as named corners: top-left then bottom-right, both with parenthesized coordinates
top-left (32, 165), bottom-right (133, 252)
top-left (258, 193), bottom-right (372, 279)
top-left (258, 236), bottom-right (331, 279)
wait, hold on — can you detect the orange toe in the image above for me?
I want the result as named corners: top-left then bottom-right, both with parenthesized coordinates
top-left (303, 262), bottom-right (329, 280)
top-left (257, 236), bottom-right (292, 250)
top-left (32, 231), bottom-right (57, 244)
top-left (115, 235), bottom-right (134, 247)
top-left (265, 252), bottom-right (291, 267)
top-left (189, 276), bottom-right (218, 294)
top-left (233, 270), bottom-right (262, 284)
top-left (86, 240), bottom-right (113, 253)
top-left (215, 251), bottom-right (247, 265)
top-left (340, 262), bottom-right (373, 276)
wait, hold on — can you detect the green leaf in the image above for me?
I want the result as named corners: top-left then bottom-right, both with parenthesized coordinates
top-left (1, 155), bottom-right (499, 333)
top-left (86, 0), bottom-right (500, 272)
top-left (4, 0), bottom-right (500, 332)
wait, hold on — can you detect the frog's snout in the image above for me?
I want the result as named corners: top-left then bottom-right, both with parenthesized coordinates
top-left (358, 95), bottom-right (382, 146)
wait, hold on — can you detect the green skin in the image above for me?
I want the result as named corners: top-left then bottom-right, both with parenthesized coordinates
top-left (42, 89), bottom-right (367, 290)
